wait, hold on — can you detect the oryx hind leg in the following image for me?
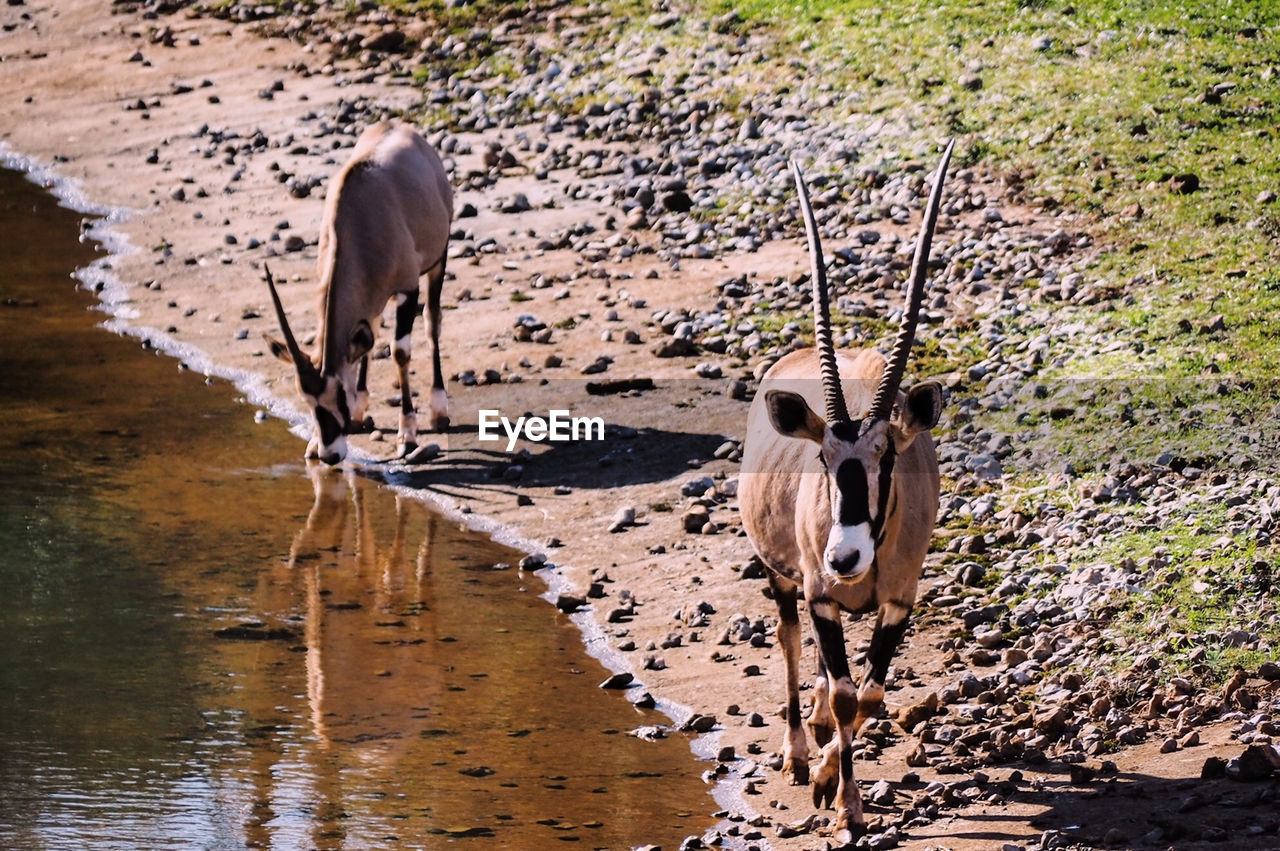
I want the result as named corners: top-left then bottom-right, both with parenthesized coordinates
top-left (807, 599), bottom-right (866, 845)
top-left (424, 258), bottom-right (448, 432)
top-left (393, 288), bottom-right (420, 456)
top-left (768, 571), bottom-right (809, 785)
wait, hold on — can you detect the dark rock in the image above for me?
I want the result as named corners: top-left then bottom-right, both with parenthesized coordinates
top-left (652, 337), bottom-right (696, 358)
top-left (1169, 173), bottom-right (1200, 194)
top-left (662, 190), bottom-right (693, 213)
top-left (1201, 756), bottom-right (1228, 779)
top-left (1231, 745), bottom-right (1276, 781)
top-left (599, 672), bottom-right (634, 690)
top-left (555, 594), bottom-right (586, 613)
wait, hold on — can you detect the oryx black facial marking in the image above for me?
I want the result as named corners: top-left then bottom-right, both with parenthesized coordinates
top-left (834, 460), bottom-right (869, 526)
top-left (822, 419), bottom-right (899, 580)
top-left (315, 394), bottom-right (348, 444)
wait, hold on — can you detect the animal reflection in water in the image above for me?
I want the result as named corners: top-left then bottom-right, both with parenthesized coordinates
top-left (264, 465), bottom-right (446, 755)
top-left (232, 466), bottom-right (452, 848)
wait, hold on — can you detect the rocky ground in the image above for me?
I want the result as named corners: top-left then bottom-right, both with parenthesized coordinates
top-left (2, 1), bottom-right (1277, 849)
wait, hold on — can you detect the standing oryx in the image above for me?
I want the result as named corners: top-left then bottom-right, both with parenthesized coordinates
top-left (739, 140), bottom-right (953, 843)
top-left (266, 121), bottom-right (454, 465)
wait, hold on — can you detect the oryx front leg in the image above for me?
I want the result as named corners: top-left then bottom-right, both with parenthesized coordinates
top-left (393, 290), bottom-right (420, 457)
top-left (808, 654), bottom-right (836, 748)
top-left (852, 602), bottom-right (912, 736)
top-left (424, 261), bottom-right (449, 432)
top-left (768, 572), bottom-right (809, 785)
top-left (807, 599), bottom-right (866, 844)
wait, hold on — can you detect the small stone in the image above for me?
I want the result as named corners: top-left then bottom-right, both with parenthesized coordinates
top-left (1231, 745), bottom-right (1276, 781)
top-left (1169, 173), bottom-right (1200, 194)
top-left (954, 561), bottom-right (986, 586)
top-left (682, 504), bottom-right (710, 533)
top-left (609, 506), bottom-right (636, 532)
top-left (683, 714), bottom-right (717, 733)
top-left (1068, 763), bottom-right (1096, 785)
top-left (555, 595), bottom-right (586, 614)
top-left (652, 337), bottom-right (696, 358)
top-left (1201, 756), bottom-right (1227, 779)
top-left (599, 672), bottom-right (634, 690)
top-left (897, 692), bottom-right (938, 733)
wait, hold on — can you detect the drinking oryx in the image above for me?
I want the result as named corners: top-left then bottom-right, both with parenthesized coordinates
top-left (739, 140), bottom-right (953, 843)
top-left (265, 121), bottom-right (453, 465)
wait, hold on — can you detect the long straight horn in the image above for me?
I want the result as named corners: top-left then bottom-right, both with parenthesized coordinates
top-left (790, 159), bottom-right (850, 425)
top-left (869, 138), bottom-right (955, 421)
top-left (264, 264), bottom-right (312, 375)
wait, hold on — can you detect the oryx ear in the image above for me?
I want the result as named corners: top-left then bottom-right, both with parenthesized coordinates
top-left (348, 320), bottom-right (374, 362)
top-left (298, 367), bottom-right (326, 399)
top-left (264, 334), bottom-right (292, 364)
top-left (765, 390), bottom-right (826, 444)
top-left (891, 382), bottom-right (942, 449)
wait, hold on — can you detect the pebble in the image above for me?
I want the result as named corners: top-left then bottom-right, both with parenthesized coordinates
top-left (608, 505), bottom-right (635, 533)
top-left (599, 672), bottom-right (634, 690)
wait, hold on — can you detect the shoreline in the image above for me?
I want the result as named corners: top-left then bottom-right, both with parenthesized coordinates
top-left (0, 8), bottom-right (762, 836)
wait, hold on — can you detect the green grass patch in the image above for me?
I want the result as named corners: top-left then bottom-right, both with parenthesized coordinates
top-left (1087, 516), bottom-right (1276, 681)
top-left (707, 0), bottom-right (1280, 378)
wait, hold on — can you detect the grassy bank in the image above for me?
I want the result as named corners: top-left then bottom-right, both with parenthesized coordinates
top-left (707, 0), bottom-right (1280, 378)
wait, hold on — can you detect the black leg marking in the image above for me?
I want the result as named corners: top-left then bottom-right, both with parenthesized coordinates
top-left (864, 610), bottom-right (910, 687)
top-left (394, 288), bottom-right (419, 415)
top-left (810, 607), bottom-right (851, 683)
top-left (853, 606), bottom-right (913, 736)
top-left (426, 262), bottom-right (445, 391)
top-left (771, 574), bottom-right (802, 725)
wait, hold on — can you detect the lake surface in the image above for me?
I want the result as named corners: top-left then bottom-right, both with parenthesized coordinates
top-left (0, 168), bottom-right (717, 849)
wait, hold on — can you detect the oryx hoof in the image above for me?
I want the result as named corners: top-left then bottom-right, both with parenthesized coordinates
top-left (813, 774), bottom-right (837, 810)
top-left (812, 741), bottom-right (840, 809)
top-left (832, 819), bottom-right (867, 849)
top-left (358, 416), bottom-right (375, 433)
top-left (784, 759), bottom-right (809, 786)
top-left (397, 440), bottom-right (418, 459)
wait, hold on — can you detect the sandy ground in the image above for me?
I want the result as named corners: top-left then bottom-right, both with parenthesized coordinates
top-left (3, 4), bottom-right (1275, 849)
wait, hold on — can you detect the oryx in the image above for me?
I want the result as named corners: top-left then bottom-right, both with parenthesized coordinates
top-left (265, 121), bottom-right (453, 465)
top-left (739, 140), bottom-right (953, 843)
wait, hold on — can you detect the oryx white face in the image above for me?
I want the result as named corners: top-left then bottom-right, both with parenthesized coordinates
top-left (818, 418), bottom-right (895, 583)
top-left (763, 383), bottom-right (941, 585)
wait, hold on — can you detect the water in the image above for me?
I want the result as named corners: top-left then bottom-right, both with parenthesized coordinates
top-left (0, 169), bottom-right (717, 849)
